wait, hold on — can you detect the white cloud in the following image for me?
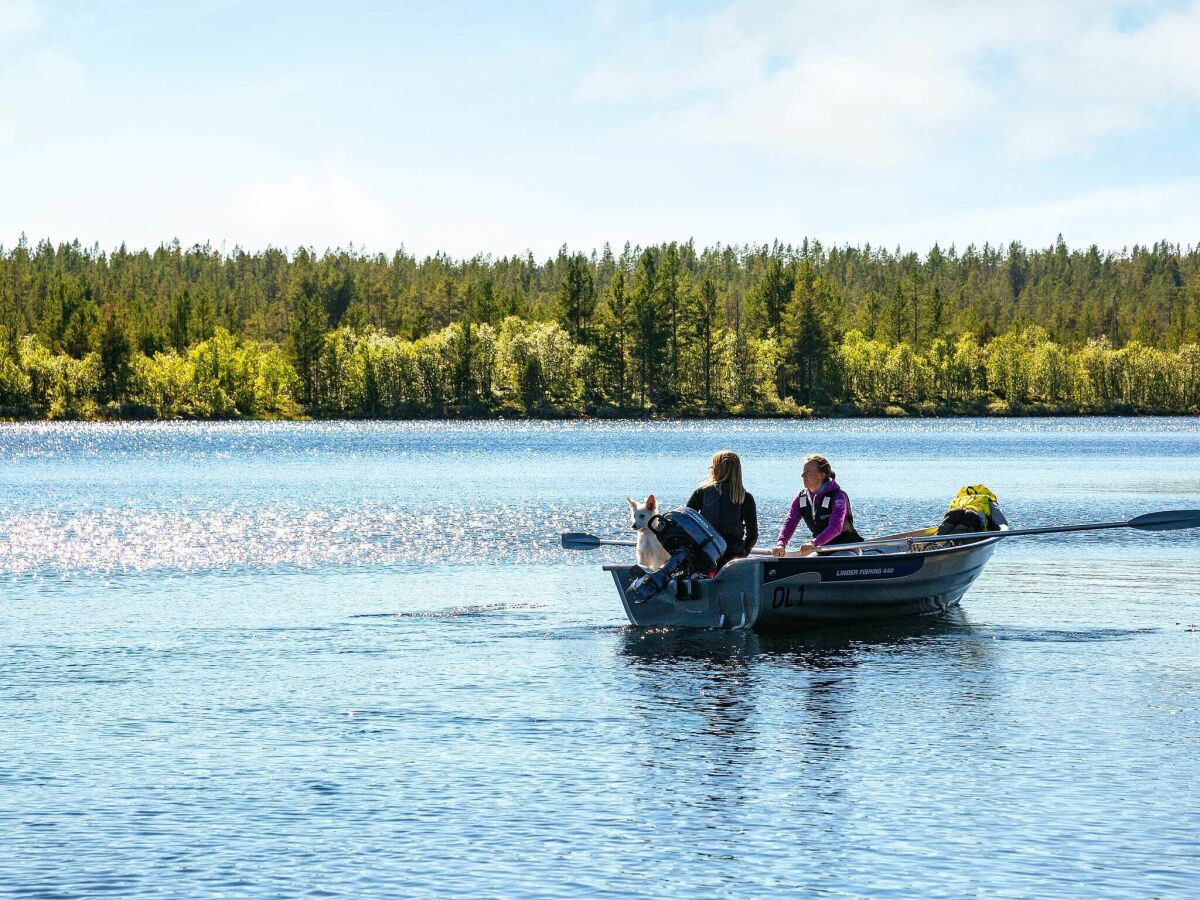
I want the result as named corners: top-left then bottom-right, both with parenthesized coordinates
top-left (187, 167), bottom-right (569, 259)
top-left (0, 2), bottom-right (86, 149)
top-left (0, 50), bottom-right (85, 148)
top-left (232, 168), bottom-right (396, 251)
top-left (5, 1), bottom-right (1199, 256)
top-left (865, 179), bottom-right (1200, 251)
top-left (0, 0), bottom-right (39, 41)
top-left (575, 0), bottom-right (1200, 168)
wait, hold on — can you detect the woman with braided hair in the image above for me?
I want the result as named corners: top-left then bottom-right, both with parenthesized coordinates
top-left (770, 454), bottom-right (863, 557)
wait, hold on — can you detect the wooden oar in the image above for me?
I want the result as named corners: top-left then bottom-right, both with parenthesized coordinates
top-left (560, 532), bottom-right (775, 556)
top-left (815, 509), bottom-right (1200, 554)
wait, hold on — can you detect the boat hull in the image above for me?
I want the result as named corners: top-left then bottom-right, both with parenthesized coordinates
top-left (604, 536), bottom-right (999, 631)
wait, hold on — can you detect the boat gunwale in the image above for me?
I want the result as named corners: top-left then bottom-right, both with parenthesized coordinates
top-left (601, 530), bottom-right (1004, 574)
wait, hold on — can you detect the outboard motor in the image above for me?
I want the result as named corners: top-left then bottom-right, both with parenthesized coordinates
top-left (627, 508), bottom-right (727, 605)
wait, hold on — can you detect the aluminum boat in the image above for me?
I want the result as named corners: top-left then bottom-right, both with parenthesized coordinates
top-left (604, 528), bottom-right (1004, 630)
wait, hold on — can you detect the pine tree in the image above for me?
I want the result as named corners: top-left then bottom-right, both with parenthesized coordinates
top-left (520, 353), bottom-right (543, 413)
top-left (169, 289), bottom-right (192, 352)
top-left (630, 249), bottom-right (666, 408)
top-left (287, 259), bottom-right (327, 408)
top-left (660, 243), bottom-right (682, 396)
top-left (747, 256), bottom-right (794, 335)
top-left (927, 283), bottom-right (944, 341)
top-left (95, 303), bottom-right (132, 403)
top-left (782, 276), bottom-right (833, 404)
top-left (455, 319), bottom-right (474, 406)
top-left (693, 277), bottom-right (721, 410)
top-left (886, 285), bottom-right (907, 346)
top-left (318, 257), bottom-right (357, 326)
top-left (62, 302), bottom-right (99, 359)
top-left (906, 272), bottom-right (922, 346)
top-left (599, 270), bottom-right (630, 408)
top-left (558, 253), bottom-right (595, 343)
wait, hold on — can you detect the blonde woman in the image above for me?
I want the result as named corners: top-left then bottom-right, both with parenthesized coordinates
top-left (686, 450), bottom-right (759, 568)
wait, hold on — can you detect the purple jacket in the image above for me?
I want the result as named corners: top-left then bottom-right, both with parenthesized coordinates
top-left (777, 479), bottom-right (850, 548)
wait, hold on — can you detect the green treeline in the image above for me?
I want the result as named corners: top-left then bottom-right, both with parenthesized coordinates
top-left (1, 235), bottom-right (1198, 419)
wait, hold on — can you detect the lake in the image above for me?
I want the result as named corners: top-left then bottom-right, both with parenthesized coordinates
top-left (1, 419), bottom-right (1198, 897)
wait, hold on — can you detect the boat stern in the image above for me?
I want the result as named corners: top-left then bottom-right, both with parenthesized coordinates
top-left (603, 561), bottom-right (761, 630)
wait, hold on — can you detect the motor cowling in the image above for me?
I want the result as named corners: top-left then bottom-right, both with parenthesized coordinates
top-left (627, 508), bottom-right (727, 604)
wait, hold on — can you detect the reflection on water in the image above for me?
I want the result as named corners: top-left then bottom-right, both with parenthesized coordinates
top-left (622, 607), bottom-right (976, 663)
top-left (614, 611), bottom-right (1011, 853)
top-left (1, 421), bottom-right (1198, 897)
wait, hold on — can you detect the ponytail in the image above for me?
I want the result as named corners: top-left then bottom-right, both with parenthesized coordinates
top-left (805, 454), bottom-right (835, 482)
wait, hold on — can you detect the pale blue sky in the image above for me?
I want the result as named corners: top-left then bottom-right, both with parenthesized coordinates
top-left (3, 0), bottom-right (1200, 257)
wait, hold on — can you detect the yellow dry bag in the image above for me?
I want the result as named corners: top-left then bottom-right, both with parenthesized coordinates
top-left (948, 484), bottom-right (998, 520)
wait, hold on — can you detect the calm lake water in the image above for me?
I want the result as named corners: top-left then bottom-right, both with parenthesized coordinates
top-left (2, 419), bottom-right (1198, 897)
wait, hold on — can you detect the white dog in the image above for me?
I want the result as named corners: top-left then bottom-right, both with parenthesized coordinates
top-left (627, 495), bottom-right (670, 570)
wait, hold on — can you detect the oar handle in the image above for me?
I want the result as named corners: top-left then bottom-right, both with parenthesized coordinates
top-left (811, 537), bottom-right (925, 554)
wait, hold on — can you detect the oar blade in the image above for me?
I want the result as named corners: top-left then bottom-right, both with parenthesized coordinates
top-left (1128, 509), bottom-right (1200, 532)
top-left (561, 532), bottom-right (602, 550)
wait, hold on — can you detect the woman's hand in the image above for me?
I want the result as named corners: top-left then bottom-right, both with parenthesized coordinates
top-left (770, 544), bottom-right (787, 557)
top-left (798, 542), bottom-right (816, 557)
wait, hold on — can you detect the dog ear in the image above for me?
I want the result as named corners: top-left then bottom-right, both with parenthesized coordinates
top-left (626, 497), bottom-right (636, 508)
top-left (646, 494), bottom-right (656, 509)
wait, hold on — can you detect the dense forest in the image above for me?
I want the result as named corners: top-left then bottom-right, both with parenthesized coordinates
top-left (1, 235), bottom-right (1198, 419)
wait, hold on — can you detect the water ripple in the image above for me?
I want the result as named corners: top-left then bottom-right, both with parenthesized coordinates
top-left (1, 420), bottom-right (1198, 898)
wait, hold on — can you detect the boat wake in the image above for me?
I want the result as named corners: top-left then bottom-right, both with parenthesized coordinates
top-left (349, 602), bottom-right (547, 621)
top-left (981, 625), bottom-right (1158, 643)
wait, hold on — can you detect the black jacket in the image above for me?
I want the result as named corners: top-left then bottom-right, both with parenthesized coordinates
top-left (687, 484), bottom-right (758, 560)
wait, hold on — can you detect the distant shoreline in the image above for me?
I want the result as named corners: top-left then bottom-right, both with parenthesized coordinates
top-left (3, 406), bottom-right (1196, 424)
top-left (3, 240), bottom-right (1198, 423)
